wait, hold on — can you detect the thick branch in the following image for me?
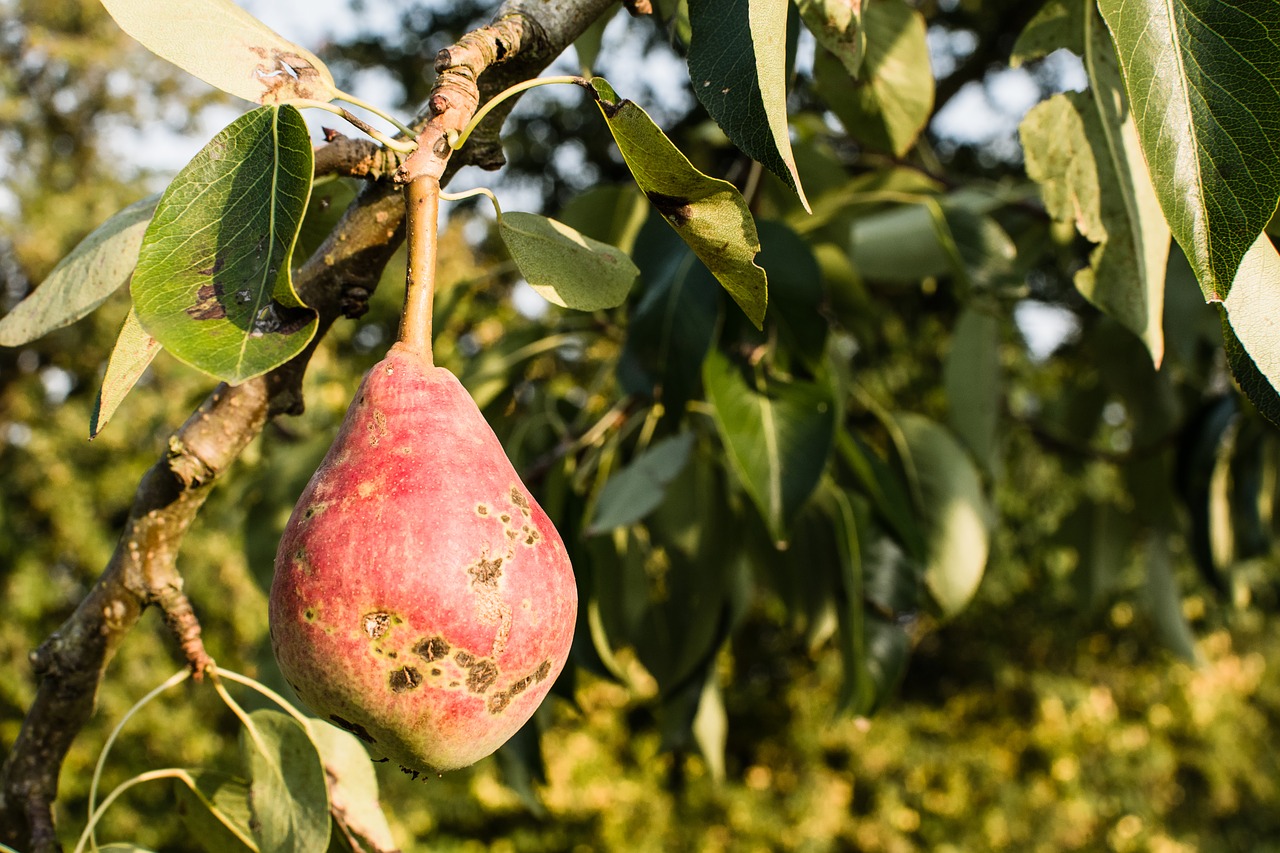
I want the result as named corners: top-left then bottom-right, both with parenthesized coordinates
top-left (0, 1), bottom-right (620, 849)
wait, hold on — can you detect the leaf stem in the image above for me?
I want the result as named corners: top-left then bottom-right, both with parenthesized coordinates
top-left (399, 176), bottom-right (441, 362)
top-left (449, 75), bottom-right (587, 150)
top-left (86, 668), bottom-right (191, 852)
top-left (294, 99), bottom-right (418, 154)
top-left (210, 671), bottom-right (271, 760)
top-left (439, 186), bottom-right (503, 218)
top-left (212, 666), bottom-right (313, 729)
top-left (73, 769), bottom-right (192, 853)
top-left (332, 90), bottom-right (417, 137)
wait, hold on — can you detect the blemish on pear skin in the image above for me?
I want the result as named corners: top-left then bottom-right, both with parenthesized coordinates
top-left (476, 504), bottom-right (490, 517)
top-left (413, 636), bottom-right (450, 662)
top-left (363, 611), bottom-right (392, 639)
top-left (330, 715), bottom-right (376, 744)
top-left (469, 555), bottom-right (503, 587)
top-left (509, 487), bottom-right (531, 517)
top-left (303, 608), bottom-right (316, 622)
top-left (367, 409), bottom-right (388, 446)
top-left (389, 666), bottom-right (423, 693)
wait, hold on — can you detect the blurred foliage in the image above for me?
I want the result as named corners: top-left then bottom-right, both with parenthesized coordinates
top-left (4, 0), bottom-right (1280, 851)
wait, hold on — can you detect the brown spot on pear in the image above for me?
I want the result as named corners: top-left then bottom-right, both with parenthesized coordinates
top-left (270, 343), bottom-right (577, 773)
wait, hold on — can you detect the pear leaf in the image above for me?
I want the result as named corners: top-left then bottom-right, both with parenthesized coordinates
top-left (703, 349), bottom-right (835, 545)
top-left (0, 195), bottom-right (157, 347)
top-left (1097, 0), bottom-right (1280, 298)
top-left (812, 0), bottom-right (933, 156)
top-left (1222, 232), bottom-right (1280, 427)
top-left (587, 432), bottom-right (696, 534)
top-left (174, 771), bottom-right (258, 853)
top-left (305, 721), bottom-right (398, 853)
top-left (99, 0), bottom-right (336, 104)
top-left (90, 309), bottom-right (162, 438)
top-left (687, 0), bottom-right (809, 209)
top-left (131, 105), bottom-right (317, 384)
top-left (498, 212), bottom-right (638, 311)
top-left (797, 0), bottom-right (866, 77)
top-left (892, 413), bottom-right (989, 618)
top-left (241, 710), bottom-right (330, 853)
top-left (1018, 6), bottom-right (1169, 365)
top-left (590, 77), bottom-right (768, 328)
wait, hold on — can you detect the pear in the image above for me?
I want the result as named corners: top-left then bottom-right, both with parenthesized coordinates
top-left (269, 343), bottom-right (577, 773)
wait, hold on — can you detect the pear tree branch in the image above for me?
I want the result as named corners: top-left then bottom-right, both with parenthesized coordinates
top-left (0, 1), bottom-right (619, 849)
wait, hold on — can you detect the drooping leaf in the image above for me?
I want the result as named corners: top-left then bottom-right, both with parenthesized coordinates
top-left (589, 77), bottom-right (768, 328)
top-left (944, 307), bottom-right (1002, 471)
top-left (588, 432), bottom-right (696, 534)
top-left (240, 710), bottom-right (331, 853)
top-left (1222, 233), bottom-right (1280, 427)
top-left (0, 195), bottom-right (157, 347)
top-left (686, 0), bottom-right (809, 209)
top-left (131, 105), bottom-right (317, 384)
top-left (495, 714), bottom-right (549, 818)
top-left (835, 431), bottom-right (926, 561)
top-left (498, 211), bottom-right (639, 311)
top-left (797, 0), bottom-right (866, 78)
top-left (99, 0), bottom-right (337, 104)
top-left (691, 669), bottom-right (728, 782)
top-left (1097, 0), bottom-right (1280, 299)
top-left (174, 771), bottom-right (259, 853)
top-left (812, 0), bottom-right (933, 156)
top-left (703, 348), bottom-right (836, 544)
top-left (305, 721), bottom-right (398, 853)
top-left (891, 413), bottom-right (989, 618)
top-left (1018, 6), bottom-right (1170, 365)
top-left (618, 214), bottom-right (721, 418)
top-left (90, 309), bottom-right (162, 438)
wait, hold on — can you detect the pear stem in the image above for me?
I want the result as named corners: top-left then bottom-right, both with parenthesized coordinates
top-left (399, 175), bottom-right (441, 363)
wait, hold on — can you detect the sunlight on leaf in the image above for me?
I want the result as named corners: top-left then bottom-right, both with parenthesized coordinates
top-left (1222, 232), bottom-right (1280, 427)
top-left (174, 770), bottom-right (259, 853)
top-left (100, 0), bottom-right (337, 104)
top-left (90, 309), bottom-right (161, 438)
top-left (590, 77), bottom-right (768, 328)
top-left (687, 0), bottom-right (809, 209)
top-left (1098, 0), bottom-right (1280, 298)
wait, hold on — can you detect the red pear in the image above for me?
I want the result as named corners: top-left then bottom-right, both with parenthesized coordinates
top-left (269, 343), bottom-right (577, 772)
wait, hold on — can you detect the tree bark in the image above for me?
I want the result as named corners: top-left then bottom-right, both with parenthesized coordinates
top-left (0, 1), bottom-right (618, 848)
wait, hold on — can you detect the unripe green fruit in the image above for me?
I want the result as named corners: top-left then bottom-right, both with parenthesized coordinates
top-left (270, 343), bottom-right (577, 772)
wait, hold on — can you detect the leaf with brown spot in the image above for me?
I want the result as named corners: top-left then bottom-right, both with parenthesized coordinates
top-left (590, 77), bottom-right (768, 328)
top-left (100, 0), bottom-right (337, 104)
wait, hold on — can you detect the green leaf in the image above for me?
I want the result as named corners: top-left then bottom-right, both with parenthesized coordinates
top-left (498, 211), bottom-right (639, 311)
top-left (943, 307), bottom-right (1002, 471)
top-left (797, 0), bottom-right (866, 78)
top-left (891, 413), bottom-right (989, 617)
top-left (686, 0), bottom-right (809, 209)
top-left (98, 846), bottom-right (159, 852)
top-left (1011, 0), bottom-right (1083, 65)
top-left (1097, 0), bottom-right (1280, 299)
top-left (691, 670), bottom-right (728, 782)
top-left (812, 0), bottom-right (933, 156)
top-left (1018, 6), bottom-right (1170, 365)
top-left (618, 215), bottom-right (721, 418)
top-left (587, 432), bottom-right (696, 534)
top-left (132, 105), bottom-right (317, 384)
top-left (589, 77), bottom-right (768, 328)
top-left (241, 710), bottom-right (331, 853)
top-left (847, 189), bottom-right (1012, 286)
top-left (495, 715), bottom-right (548, 818)
top-left (99, 0), bottom-right (337, 104)
top-left (1144, 533), bottom-right (1199, 661)
top-left (0, 195), bottom-right (157, 347)
top-left (90, 309), bottom-right (162, 438)
top-left (174, 771), bottom-right (259, 853)
top-left (703, 349), bottom-right (836, 544)
top-left (305, 721), bottom-right (397, 853)
top-left (1222, 233), bottom-right (1280, 428)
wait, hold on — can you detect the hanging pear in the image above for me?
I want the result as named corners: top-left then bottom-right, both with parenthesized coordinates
top-left (270, 342), bottom-right (577, 772)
